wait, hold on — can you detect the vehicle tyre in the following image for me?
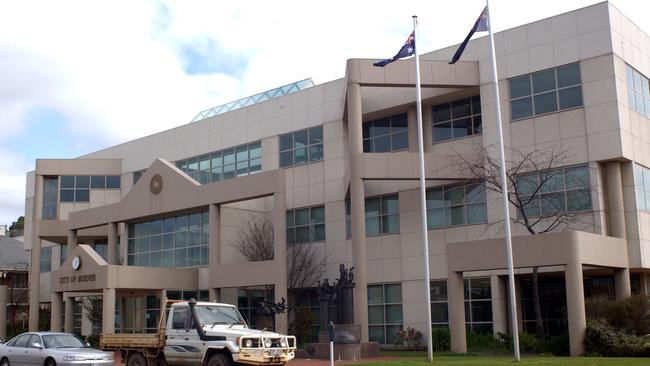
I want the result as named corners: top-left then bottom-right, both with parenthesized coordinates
top-left (0, 357), bottom-right (10, 366)
top-left (127, 352), bottom-right (147, 366)
top-left (44, 358), bottom-right (56, 366)
top-left (207, 353), bottom-right (233, 366)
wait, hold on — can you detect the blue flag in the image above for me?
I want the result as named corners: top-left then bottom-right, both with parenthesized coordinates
top-left (373, 31), bottom-right (415, 67)
top-left (449, 7), bottom-right (489, 64)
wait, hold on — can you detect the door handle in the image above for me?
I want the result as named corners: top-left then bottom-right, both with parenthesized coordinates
top-left (184, 338), bottom-right (189, 341)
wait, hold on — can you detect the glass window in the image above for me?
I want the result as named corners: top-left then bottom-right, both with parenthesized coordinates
top-left (464, 278), bottom-right (493, 333)
top-left (634, 163), bottom-right (650, 213)
top-left (625, 64), bottom-right (650, 117)
top-left (175, 142), bottom-right (262, 184)
top-left (433, 96), bottom-right (482, 143)
top-left (40, 246), bottom-right (52, 272)
top-left (509, 63), bottom-right (582, 120)
top-left (279, 126), bottom-right (324, 167)
top-left (91, 176), bottom-right (106, 189)
top-left (430, 281), bottom-right (449, 326)
top-left (286, 205), bottom-right (326, 244)
top-left (368, 284), bottom-right (403, 345)
top-left (427, 183), bottom-right (487, 229)
top-left (346, 194), bottom-right (400, 238)
top-left (106, 175), bottom-right (121, 189)
top-left (133, 169), bottom-right (145, 185)
top-left (42, 177), bottom-right (58, 219)
top-left (363, 113), bottom-right (410, 151)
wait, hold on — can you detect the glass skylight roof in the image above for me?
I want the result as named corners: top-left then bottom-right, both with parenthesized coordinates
top-left (191, 78), bottom-right (314, 122)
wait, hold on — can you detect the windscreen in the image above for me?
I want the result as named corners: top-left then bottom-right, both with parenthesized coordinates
top-left (194, 305), bottom-right (245, 326)
top-left (43, 334), bottom-right (85, 349)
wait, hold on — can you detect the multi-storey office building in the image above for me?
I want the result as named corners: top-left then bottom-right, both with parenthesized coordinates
top-left (23, 2), bottom-right (650, 356)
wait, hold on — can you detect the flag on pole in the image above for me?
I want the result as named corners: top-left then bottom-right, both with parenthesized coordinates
top-left (373, 31), bottom-right (415, 67)
top-left (449, 7), bottom-right (488, 64)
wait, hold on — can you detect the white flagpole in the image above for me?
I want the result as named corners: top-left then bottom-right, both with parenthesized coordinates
top-left (412, 15), bottom-right (434, 362)
top-left (485, 0), bottom-right (520, 361)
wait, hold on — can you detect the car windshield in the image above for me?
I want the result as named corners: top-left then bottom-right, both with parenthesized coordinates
top-left (195, 305), bottom-right (245, 326)
top-left (42, 334), bottom-right (85, 349)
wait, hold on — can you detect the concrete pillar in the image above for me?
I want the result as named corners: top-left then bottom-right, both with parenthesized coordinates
top-left (64, 295), bottom-right (75, 333)
top-left (102, 288), bottom-right (116, 334)
top-left (51, 292), bottom-right (63, 332)
top-left (209, 204), bottom-right (221, 268)
top-left (68, 229), bottom-right (78, 252)
top-left (407, 106), bottom-right (418, 152)
top-left (447, 271), bottom-right (466, 353)
top-left (422, 106), bottom-right (433, 152)
top-left (606, 161), bottom-right (627, 238)
top-left (615, 268), bottom-right (631, 300)
top-left (640, 274), bottom-right (649, 297)
top-left (347, 82), bottom-right (369, 342)
top-left (490, 275), bottom-right (508, 335)
top-left (273, 186), bottom-right (288, 334)
top-left (119, 223), bottom-right (128, 265)
top-left (0, 285), bottom-right (7, 339)
top-left (565, 263), bottom-right (586, 356)
top-left (209, 288), bottom-right (219, 302)
top-left (28, 237), bottom-right (42, 331)
top-left (107, 222), bottom-right (119, 265)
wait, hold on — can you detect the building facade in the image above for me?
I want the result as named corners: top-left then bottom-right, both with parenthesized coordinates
top-left (23, 2), bottom-right (650, 356)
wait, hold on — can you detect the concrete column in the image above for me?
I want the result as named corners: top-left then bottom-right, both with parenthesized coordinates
top-left (347, 82), bottom-right (369, 343)
top-left (422, 105), bottom-right (433, 152)
top-left (447, 271), bottom-right (466, 353)
top-left (102, 288), bottom-right (116, 334)
top-left (273, 186), bottom-right (288, 334)
top-left (640, 274), bottom-right (649, 296)
top-left (119, 223), bottom-right (128, 265)
top-left (0, 285), bottom-right (7, 339)
top-left (64, 295), bottom-right (75, 333)
top-left (606, 161), bottom-right (627, 239)
top-left (67, 229), bottom-right (78, 252)
top-left (565, 263), bottom-right (586, 356)
top-left (407, 106), bottom-right (418, 152)
top-left (28, 237), bottom-right (42, 331)
top-left (50, 292), bottom-right (63, 332)
top-left (209, 288), bottom-right (219, 302)
top-left (490, 275), bottom-right (508, 335)
top-left (107, 222), bottom-right (119, 265)
top-left (615, 268), bottom-right (631, 300)
top-left (209, 204), bottom-right (221, 268)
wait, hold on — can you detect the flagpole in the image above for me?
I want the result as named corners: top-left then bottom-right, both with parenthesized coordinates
top-left (485, 0), bottom-right (520, 361)
top-left (412, 15), bottom-right (434, 362)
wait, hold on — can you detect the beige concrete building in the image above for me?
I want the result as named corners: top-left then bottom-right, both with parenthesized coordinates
top-left (23, 1), bottom-right (650, 356)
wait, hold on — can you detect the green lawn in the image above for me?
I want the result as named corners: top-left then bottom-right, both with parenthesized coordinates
top-left (359, 353), bottom-right (650, 366)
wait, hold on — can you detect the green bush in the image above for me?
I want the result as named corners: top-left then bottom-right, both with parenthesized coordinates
top-left (431, 328), bottom-right (450, 352)
top-left (585, 318), bottom-right (650, 357)
top-left (466, 331), bottom-right (509, 354)
top-left (395, 327), bottom-right (423, 349)
top-left (288, 307), bottom-right (314, 347)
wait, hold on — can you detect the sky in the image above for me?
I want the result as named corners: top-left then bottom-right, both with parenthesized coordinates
top-left (0, 0), bottom-right (649, 227)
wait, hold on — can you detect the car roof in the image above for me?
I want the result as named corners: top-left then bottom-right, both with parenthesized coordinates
top-left (171, 301), bottom-right (236, 307)
top-left (19, 332), bottom-right (74, 336)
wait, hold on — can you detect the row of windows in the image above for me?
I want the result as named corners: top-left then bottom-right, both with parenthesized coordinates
top-left (127, 211), bottom-right (209, 267)
top-left (433, 96), bottom-right (482, 142)
top-left (280, 126), bottom-right (324, 167)
top-left (60, 175), bottom-right (121, 202)
top-left (426, 183), bottom-right (487, 228)
top-left (177, 142), bottom-right (262, 184)
top-left (346, 194), bottom-right (400, 238)
top-left (362, 113), bottom-right (408, 152)
top-left (286, 206), bottom-right (325, 244)
top-left (626, 64), bottom-right (650, 118)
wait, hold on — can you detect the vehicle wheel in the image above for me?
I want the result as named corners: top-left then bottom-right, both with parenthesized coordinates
top-left (127, 353), bottom-right (147, 366)
top-left (207, 353), bottom-right (233, 366)
top-left (1, 357), bottom-right (10, 366)
top-left (44, 358), bottom-right (56, 366)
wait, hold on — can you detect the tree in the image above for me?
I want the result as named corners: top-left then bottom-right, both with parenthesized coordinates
top-left (9, 216), bottom-right (24, 234)
top-left (457, 145), bottom-right (592, 341)
top-left (81, 296), bottom-right (103, 335)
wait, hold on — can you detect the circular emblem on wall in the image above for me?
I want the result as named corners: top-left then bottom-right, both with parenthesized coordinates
top-left (72, 255), bottom-right (81, 271)
top-left (150, 174), bottom-right (163, 195)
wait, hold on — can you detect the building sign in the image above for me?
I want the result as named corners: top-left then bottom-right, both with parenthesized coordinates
top-left (59, 274), bottom-right (96, 284)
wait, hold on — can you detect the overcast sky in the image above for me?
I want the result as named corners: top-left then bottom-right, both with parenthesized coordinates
top-left (1, 0), bottom-right (648, 227)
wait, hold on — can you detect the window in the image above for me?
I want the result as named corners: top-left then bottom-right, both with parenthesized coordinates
top-left (177, 142), bottom-right (261, 184)
top-left (509, 63), bottom-right (582, 120)
top-left (430, 281), bottom-right (449, 328)
top-left (172, 307), bottom-right (191, 329)
top-left (346, 194), bottom-right (400, 238)
top-left (42, 177), bottom-right (58, 219)
top-left (133, 169), bottom-right (146, 185)
top-left (291, 289), bottom-right (321, 343)
top-left (94, 239), bottom-right (108, 261)
top-left (362, 113), bottom-right (408, 152)
top-left (238, 287), bottom-right (274, 329)
top-left (516, 165), bottom-right (592, 218)
top-left (464, 278), bottom-right (492, 333)
top-left (626, 64), bottom-right (650, 117)
top-left (634, 163), bottom-right (650, 212)
top-left (368, 283), bottom-right (403, 344)
top-left (127, 211), bottom-right (208, 267)
top-left (73, 300), bottom-right (82, 334)
top-left (286, 206), bottom-right (325, 244)
top-left (427, 183), bottom-right (487, 229)
top-left (279, 126), bottom-right (324, 167)
top-left (520, 277), bottom-right (568, 336)
top-left (432, 96), bottom-right (482, 142)
top-left (60, 175), bottom-right (120, 202)
top-left (60, 245), bottom-right (67, 265)
top-left (40, 246), bottom-right (52, 272)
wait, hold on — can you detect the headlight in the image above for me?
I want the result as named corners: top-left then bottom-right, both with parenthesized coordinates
top-left (103, 354), bottom-right (114, 361)
top-left (264, 339), bottom-right (272, 348)
top-left (280, 338), bottom-right (287, 347)
top-left (63, 355), bottom-right (86, 361)
top-left (245, 339), bottom-right (253, 348)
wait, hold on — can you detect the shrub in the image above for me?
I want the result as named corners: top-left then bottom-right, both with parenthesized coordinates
top-left (466, 331), bottom-right (509, 354)
top-left (585, 318), bottom-right (650, 357)
top-left (431, 328), bottom-right (450, 352)
top-left (288, 307), bottom-right (314, 347)
top-left (395, 327), bottom-right (423, 349)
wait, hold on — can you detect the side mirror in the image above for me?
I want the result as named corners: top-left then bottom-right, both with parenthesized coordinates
top-left (85, 342), bottom-right (91, 348)
top-left (31, 342), bottom-right (43, 349)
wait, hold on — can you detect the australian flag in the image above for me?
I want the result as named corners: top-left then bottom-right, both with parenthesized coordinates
top-left (449, 7), bottom-right (489, 64)
top-left (373, 31), bottom-right (415, 67)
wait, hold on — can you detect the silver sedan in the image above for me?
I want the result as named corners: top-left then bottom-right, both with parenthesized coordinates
top-left (0, 332), bottom-right (113, 366)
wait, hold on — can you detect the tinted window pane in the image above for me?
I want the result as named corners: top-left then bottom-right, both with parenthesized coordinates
top-left (452, 118), bottom-right (472, 138)
top-left (532, 69), bottom-right (557, 93)
top-left (433, 122), bottom-right (453, 142)
top-left (371, 118), bottom-right (390, 136)
top-left (541, 192), bottom-right (565, 215)
top-left (294, 130), bottom-right (308, 148)
top-left (472, 115), bottom-right (482, 133)
top-left (391, 113), bottom-right (408, 132)
top-left (557, 63), bottom-right (581, 88)
top-left (75, 189), bottom-right (89, 202)
top-left (558, 86), bottom-right (583, 109)
top-left (309, 144), bottom-right (324, 161)
top-left (236, 146), bottom-right (248, 162)
top-left (368, 286), bottom-right (383, 304)
top-left (373, 135), bottom-right (391, 153)
top-left (565, 166), bottom-right (590, 189)
top-left (309, 126), bottom-right (323, 144)
top-left (249, 142), bottom-right (261, 159)
top-left (511, 97), bottom-right (533, 119)
top-left (391, 131), bottom-right (408, 150)
top-left (566, 188), bottom-right (592, 212)
top-left (279, 134), bottom-right (293, 151)
top-left (106, 175), bottom-right (121, 188)
top-left (60, 176), bottom-right (75, 189)
top-left (279, 151), bottom-right (293, 168)
top-left (509, 75), bottom-right (531, 98)
top-left (294, 147), bottom-right (308, 165)
top-left (223, 149), bottom-right (235, 165)
top-left (432, 104), bottom-right (451, 122)
top-left (60, 190), bottom-right (74, 202)
top-left (533, 91), bottom-right (558, 114)
top-left (91, 176), bottom-right (106, 188)
top-left (451, 98), bottom-right (471, 118)
top-left (472, 96), bottom-right (482, 114)
top-left (75, 176), bottom-right (90, 188)
top-left (467, 203), bottom-right (487, 224)
top-left (366, 217), bottom-right (380, 236)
